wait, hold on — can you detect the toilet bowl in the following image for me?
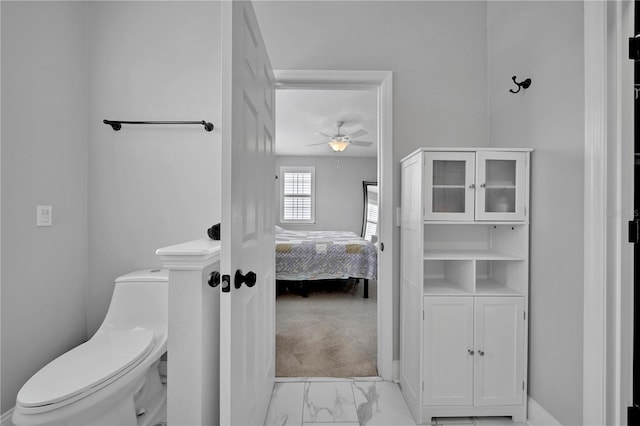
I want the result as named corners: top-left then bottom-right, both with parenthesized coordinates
top-left (12, 269), bottom-right (168, 426)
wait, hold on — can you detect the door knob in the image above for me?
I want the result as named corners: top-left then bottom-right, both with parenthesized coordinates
top-left (234, 269), bottom-right (257, 289)
top-left (478, 350), bottom-right (485, 356)
top-left (467, 349), bottom-right (474, 355)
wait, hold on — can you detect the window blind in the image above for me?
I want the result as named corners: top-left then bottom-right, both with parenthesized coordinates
top-left (283, 171), bottom-right (313, 221)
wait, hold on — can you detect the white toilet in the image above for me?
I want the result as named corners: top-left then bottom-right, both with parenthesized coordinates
top-left (12, 269), bottom-right (168, 426)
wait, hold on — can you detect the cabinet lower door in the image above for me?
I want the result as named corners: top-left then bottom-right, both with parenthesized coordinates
top-left (473, 297), bottom-right (525, 406)
top-left (423, 297), bottom-right (474, 406)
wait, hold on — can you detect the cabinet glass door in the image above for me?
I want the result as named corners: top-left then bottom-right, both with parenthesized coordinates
top-left (475, 152), bottom-right (526, 221)
top-left (424, 152), bottom-right (475, 221)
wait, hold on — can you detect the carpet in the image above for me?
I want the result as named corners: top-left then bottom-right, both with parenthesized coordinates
top-left (276, 279), bottom-right (377, 378)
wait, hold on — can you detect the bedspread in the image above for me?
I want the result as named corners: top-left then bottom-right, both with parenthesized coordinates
top-left (275, 228), bottom-right (377, 281)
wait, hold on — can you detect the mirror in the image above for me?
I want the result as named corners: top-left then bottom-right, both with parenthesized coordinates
top-left (361, 181), bottom-right (378, 242)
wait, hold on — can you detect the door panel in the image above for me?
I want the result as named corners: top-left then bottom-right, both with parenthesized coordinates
top-left (424, 152), bottom-right (475, 221)
top-left (473, 297), bottom-right (525, 406)
top-left (423, 297), bottom-right (474, 406)
top-left (221, 1), bottom-right (276, 424)
top-left (475, 152), bottom-right (526, 221)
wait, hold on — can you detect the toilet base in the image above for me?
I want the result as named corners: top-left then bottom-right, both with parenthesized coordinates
top-left (13, 360), bottom-right (167, 426)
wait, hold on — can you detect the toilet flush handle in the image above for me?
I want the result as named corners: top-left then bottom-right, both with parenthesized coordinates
top-left (208, 271), bottom-right (220, 287)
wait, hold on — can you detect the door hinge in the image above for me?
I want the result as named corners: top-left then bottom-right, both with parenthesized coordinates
top-left (630, 36), bottom-right (640, 61)
top-left (522, 381), bottom-right (525, 390)
top-left (422, 311), bottom-right (424, 321)
top-left (524, 206), bottom-right (527, 217)
top-left (629, 220), bottom-right (640, 243)
top-left (524, 311), bottom-right (526, 320)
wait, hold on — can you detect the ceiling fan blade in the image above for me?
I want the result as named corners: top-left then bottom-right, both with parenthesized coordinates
top-left (314, 131), bottom-right (332, 138)
top-left (351, 140), bottom-right (373, 147)
top-left (306, 142), bottom-right (329, 147)
top-left (346, 129), bottom-right (368, 139)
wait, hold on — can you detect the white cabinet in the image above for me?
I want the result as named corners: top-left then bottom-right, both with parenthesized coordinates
top-left (400, 148), bottom-right (531, 425)
top-left (423, 297), bottom-right (525, 409)
top-left (424, 150), bottom-right (528, 222)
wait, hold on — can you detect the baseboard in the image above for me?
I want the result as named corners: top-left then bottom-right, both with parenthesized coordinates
top-left (392, 359), bottom-right (400, 383)
top-left (1, 408), bottom-right (14, 426)
top-left (527, 397), bottom-right (563, 426)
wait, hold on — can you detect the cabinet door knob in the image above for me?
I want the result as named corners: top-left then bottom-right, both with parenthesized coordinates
top-left (480, 183), bottom-right (486, 188)
top-left (478, 350), bottom-right (485, 356)
top-left (469, 184), bottom-right (476, 189)
top-left (467, 349), bottom-right (474, 355)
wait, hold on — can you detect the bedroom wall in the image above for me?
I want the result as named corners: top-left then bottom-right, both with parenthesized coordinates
top-left (275, 156), bottom-right (377, 235)
top-left (1, 1), bottom-right (89, 413)
top-left (86, 1), bottom-right (222, 334)
top-left (254, 0), bottom-right (488, 361)
top-left (486, 1), bottom-right (584, 424)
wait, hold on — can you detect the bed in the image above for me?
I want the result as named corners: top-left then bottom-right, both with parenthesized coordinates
top-left (275, 227), bottom-right (377, 298)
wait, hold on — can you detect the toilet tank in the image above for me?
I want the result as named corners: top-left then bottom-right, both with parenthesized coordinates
top-left (100, 269), bottom-right (168, 336)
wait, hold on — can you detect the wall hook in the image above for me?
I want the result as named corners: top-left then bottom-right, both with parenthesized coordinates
top-left (509, 76), bottom-right (532, 94)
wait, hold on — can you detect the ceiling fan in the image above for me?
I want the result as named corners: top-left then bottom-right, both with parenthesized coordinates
top-left (306, 121), bottom-right (373, 152)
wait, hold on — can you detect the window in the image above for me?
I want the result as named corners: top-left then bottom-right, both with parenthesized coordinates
top-left (364, 202), bottom-right (378, 242)
top-left (362, 182), bottom-right (378, 242)
top-left (280, 166), bottom-right (315, 223)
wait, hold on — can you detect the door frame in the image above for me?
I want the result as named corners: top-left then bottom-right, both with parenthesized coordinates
top-left (584, 1), bottom-right (635, 424)
top-left (274, 69), bottom-right (394, 380)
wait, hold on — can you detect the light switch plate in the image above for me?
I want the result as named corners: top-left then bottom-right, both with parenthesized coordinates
top-left (36, 205), bottom-right (52, 227)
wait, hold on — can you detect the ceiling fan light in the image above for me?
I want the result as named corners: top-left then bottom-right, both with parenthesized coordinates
top-left (328, 139), bottom-right (350, 152)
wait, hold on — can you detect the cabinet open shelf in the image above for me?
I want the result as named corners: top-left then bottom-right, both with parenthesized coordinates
top-left (475, 279), bottom-right (523, 295)
top-left (423, 258), bottom-right (526, 296)
top-left (423, 249), bottom-right (523, 261)
top-left (423, 279), bottom-right (472, 295)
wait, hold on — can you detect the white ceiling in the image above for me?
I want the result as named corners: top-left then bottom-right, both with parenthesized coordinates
top-left (275, 89), bottom-right (378, 157)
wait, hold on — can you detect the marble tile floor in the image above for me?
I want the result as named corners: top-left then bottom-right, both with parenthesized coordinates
top-left (263, 379), bottom-right (528, 426)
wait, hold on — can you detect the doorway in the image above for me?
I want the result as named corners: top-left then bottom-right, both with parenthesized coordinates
top-left (274, 70), bottom-right (394, 380)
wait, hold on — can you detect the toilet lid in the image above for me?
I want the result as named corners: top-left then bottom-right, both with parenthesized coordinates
top-left (17, 329), bottom-right (154, 408)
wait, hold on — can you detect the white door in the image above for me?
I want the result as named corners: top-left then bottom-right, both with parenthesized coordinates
top-left (220, 1), bottom-right (276, 425)
top-left (400, 153), bottom-right (424, 422)
top-left (473, 297), bottom-right (525, 406)
top-left (424, 152), bottom-right (476, 221)
top-left (423, 296), bottom-right (474, 406)
top-left (475, 152), bottom-right (526, 221)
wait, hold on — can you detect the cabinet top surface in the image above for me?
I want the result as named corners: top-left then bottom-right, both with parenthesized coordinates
top-left (401, 147), bottom-right (534, 163)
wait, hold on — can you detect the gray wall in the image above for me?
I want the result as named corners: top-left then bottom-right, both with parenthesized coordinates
top-left (254, 0), bottom-right (489, 361)
top-left (486, 1), bottom-right (584, 424)
top-left (86, 1), bottom-right (222, 334)
top-left (1, 0), bottom-right (222, 411)
top-left (276, 156), bottom-right (377, 235)
top-left (1, 1), bottom-right (89, 413)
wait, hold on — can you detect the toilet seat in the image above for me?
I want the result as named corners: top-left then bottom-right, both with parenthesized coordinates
top-left (16, 329), bottom-right (154, 410)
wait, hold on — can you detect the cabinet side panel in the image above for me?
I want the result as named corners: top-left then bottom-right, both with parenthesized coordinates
top-left (400, 155), bottom-right (423, 422)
